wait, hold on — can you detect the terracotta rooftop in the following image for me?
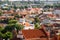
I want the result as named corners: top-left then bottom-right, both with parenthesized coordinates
top-left (3, 10), bottom-right (14, 14)
top-left (22, 29), bottom-right (47, 39)
top-left (24, 22), bottom-right (30, 27)
top-left (0, 16), bottom-right (14, 19)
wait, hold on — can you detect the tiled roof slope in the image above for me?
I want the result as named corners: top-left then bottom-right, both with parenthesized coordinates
top-left (22, 29), bottom-right (47, 39)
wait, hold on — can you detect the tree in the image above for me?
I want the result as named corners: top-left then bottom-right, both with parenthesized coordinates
top-left (4, 19), bottom-right (24, 33)
top-left (34, 23), bottom-right (40, 29)
top-left (53, 3), bottom-right (60, 8)
top-left (0, 26), bottom-right (4, 32)
top-left (4, 24), bottom-right (24, 32)
top-left (8, 20), bottom-right (17, 24)
top-left (13, 5), bottom-right (17, 9)
top-left (44, 5), bottom-right (53, 8)
top-left (19, 6), bottom-right (24, 9)
top-left (0, 32), bottom-right (3, 38)
top-left (1, 32), bottom-right (13, 40)
top-left (24, 6), bottom-right (28, 9)
top-left (34, 17), bottom-right (40, 24)
top-left (5, 32), bottom-right (13, 39)
top-left (4, 24), bottom-right (16, 32)
top-left (15, 24), bottom-right (24, 31)
top-left (0, 11), bottom-right (3, 16)
top-left (15, 14), bottom-right (21, 18)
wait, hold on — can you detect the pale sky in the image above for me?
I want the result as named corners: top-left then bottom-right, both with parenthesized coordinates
top-left (9, 0), bottom-right (33, 1)
top-left (2, 0), bottom-right (60, 1)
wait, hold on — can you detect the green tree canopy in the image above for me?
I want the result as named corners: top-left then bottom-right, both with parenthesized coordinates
top-left (24, 6), bottom-right (28, 9)
top-left (44, 5), bottom-right (53, 8)
top-left (8, 20), bottom-right (17, 24)
top-left (0, 26), bottom-right (4, 32)
top-left (0, 32), bottom-right (13, 40)
top-left (4, 24), bottom-right (24, 32)
top-left (4, 24), bottom-right (15, 32)
top-left (0, 32), bottom-right (3, 38)
top-left (15, 24), bottom-right (24, 30)
top-left (54, 4), bottom-right (60, 8)
top-left (15, 14), bottom-right (21, 18)
top-left (34, 23), bottom-right (40, 29)
top-left (34, 17), bottom-right (40, 24)
top-left (0, 11), bottom-right (3, 16)
top-left (5, 32), bottom-right (13, 39)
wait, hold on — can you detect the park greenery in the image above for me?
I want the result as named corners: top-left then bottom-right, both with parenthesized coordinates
top-left (0, 19), bottom-right (24, 40)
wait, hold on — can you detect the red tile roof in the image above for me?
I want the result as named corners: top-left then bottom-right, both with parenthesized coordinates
top-left (25, 38), bottom-right (47, 40)
top-left (22, 29), bottom-right (47, 39)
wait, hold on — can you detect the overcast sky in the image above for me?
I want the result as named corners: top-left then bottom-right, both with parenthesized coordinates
top-left (2, 0), bottom-right (60, 1)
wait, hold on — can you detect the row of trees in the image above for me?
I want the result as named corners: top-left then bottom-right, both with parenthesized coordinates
top-left (13, 5), bottom-right (28, 9)
top-left (44, 3), bottom-right (60, 8)
top-left (44, 5), bottom-right (53, 8)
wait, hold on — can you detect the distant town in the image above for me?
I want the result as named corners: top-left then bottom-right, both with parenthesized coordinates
top-left (0, 0), bottom-right (60, 40)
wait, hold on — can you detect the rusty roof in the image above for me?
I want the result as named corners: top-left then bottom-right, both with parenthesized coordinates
top-left (22, 29), bottom-right (47, 39)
